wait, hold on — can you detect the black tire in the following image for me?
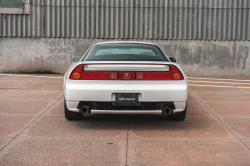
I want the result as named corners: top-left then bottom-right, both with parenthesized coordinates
top-left (64, 99), bottom-right (83, 120)
top-left (167, 103), bottom-right (187, 121)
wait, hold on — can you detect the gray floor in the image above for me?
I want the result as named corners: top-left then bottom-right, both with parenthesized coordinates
top-left (0, 74), bottom-right (250, 165)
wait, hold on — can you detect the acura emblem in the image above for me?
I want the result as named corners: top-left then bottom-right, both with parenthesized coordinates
top-left (123, 73), bottom-right (130, 79)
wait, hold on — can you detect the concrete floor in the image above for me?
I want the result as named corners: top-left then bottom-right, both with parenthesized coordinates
top-left (0, 74), bottom-right (250, 165)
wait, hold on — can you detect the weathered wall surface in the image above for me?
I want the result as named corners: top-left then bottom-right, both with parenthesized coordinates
top-left (0, 38), bottom-right (249, 76)
top-left (0, 0), bottom-right (249, 76)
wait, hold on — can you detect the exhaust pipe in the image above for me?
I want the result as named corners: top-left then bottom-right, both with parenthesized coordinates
top-left (162, 107), bottom-right (172, 115)
top-left (80, 106), bottom-right (90, 115)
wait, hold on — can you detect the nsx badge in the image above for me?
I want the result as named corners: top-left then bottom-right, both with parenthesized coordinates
top-left (123, 73), bottom-right (130, 79)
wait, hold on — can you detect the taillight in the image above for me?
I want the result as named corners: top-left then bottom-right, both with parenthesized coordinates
top-left (69, 64), bottom-right (183, 80)
top-left (69, 65), bottom-right (83, 79)
top-left (170, 65), bottom-right (184, 80)
top-left (82, 72), bottom-right (117, 80)
top-left (135, 65), bottom-right (183, 80)
top-left (136, 72), bottom-right (171, 80)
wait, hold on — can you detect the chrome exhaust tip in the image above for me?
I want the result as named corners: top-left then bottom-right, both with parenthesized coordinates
top-left (162, 107), bottom-right (172, 115)
top-left (80, 106), bottom-right (90, 115)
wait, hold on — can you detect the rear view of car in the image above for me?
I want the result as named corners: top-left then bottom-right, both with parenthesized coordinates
top-left (64, 42), bottom-right (188, 120)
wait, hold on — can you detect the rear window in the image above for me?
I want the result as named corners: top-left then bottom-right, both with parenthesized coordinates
top-left (84, 43), bottom-right (168, 61)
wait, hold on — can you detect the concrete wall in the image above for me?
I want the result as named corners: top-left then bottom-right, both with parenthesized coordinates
top-left (0, 38), bottom-right (249, 76)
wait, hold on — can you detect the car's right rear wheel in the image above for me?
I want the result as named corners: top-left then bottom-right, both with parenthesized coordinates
top-left (64, 99), bottom-right (83, 120)
top-left (167, 104), bottom-right (187, 121)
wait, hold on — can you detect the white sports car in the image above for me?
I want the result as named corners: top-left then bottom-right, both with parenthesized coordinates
top-left (64, 41), bottom-right (188, 120)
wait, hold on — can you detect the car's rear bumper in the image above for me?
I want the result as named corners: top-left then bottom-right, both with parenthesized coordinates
top-left (64, 80), bottom-right (188, 114)
top-left (91, 110), bottom-right (163, 114)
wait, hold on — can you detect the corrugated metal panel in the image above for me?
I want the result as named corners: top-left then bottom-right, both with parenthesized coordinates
top-left (0, 0), bottom-right (43, 37)
top-left (0, 0), bottom-right (250, 40)
top-left (5, 0), bottom-right (23, 3)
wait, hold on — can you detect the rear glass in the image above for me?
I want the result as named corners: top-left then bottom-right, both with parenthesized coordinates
top-left (84, 44), bottom-right (168, 61)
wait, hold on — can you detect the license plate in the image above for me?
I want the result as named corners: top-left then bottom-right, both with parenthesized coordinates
top-left (112, 93), bottom-right (140, 106)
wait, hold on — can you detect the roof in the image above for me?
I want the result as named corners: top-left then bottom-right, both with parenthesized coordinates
top-left (95, 41), bottom-right (157, 46)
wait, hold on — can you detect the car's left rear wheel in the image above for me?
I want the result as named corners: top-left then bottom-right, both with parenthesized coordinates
top-left (64, 99), bottom-right (83, 120)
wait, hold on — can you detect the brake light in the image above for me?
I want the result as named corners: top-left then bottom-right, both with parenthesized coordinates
top-left (136, 72), bottom-right (171, 80)
top-left (69, 65), bottom-right (83, 79)
top-left (82, 72), bottom-right (118, 80)
top-left (69, 64), bottom-right (183, 80)
top-left (170, 65), bottom-right (184, 80)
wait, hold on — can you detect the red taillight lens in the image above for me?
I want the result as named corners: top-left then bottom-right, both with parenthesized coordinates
top-left (141, 72), bottom-right (171, 80)
top-left (170, 65), bottom-right (184, 80)
top-left (69, 65), bottom-right (183, 80)
top-left (69, 65), bottom-right (83, 79)
top-left (82, 72), bottom-right (116, 80)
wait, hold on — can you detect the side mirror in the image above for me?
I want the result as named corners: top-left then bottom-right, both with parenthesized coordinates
top-left (169, 57), bottom-right (177, 63)
top-left (72, 56), bottom-right (82, 62)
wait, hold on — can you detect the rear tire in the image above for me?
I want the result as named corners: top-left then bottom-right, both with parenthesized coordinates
top-left (64, 99), bottom-right (83, 120)
top-left (167, 104), bottom-right (187, 121)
